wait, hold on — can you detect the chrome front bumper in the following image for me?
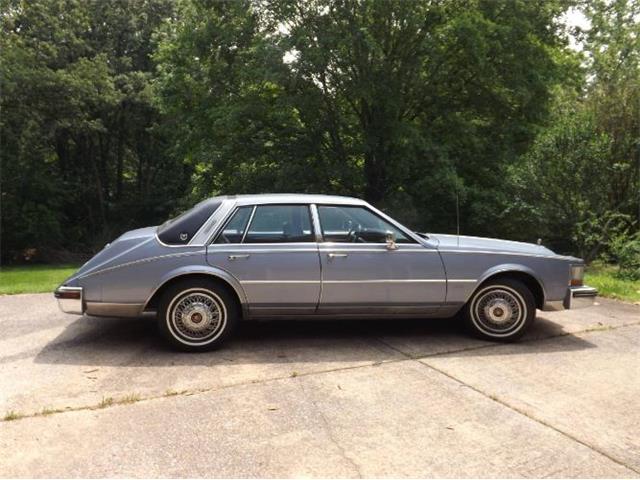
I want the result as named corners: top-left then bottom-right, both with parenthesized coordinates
top-left (543, 285), bottom-right (598, 311)
top-left (564, 285), bottom-right (598, 309)
top-left (54, 286), bottom-right (84, 315)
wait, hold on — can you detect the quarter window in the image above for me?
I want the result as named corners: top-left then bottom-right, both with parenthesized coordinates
top-left (244, 205), bottom-right (314, 243)
top-left (317, 205), bottom-right (413, 243)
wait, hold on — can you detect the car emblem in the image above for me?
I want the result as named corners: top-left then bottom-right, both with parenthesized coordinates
top-left (179, 233), bottom-right (188, 241)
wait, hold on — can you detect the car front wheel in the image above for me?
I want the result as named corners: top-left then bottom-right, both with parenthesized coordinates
top-left (463, 278), bottom-right (535, 342)
top-left (158, 278), bottom-right (238, 351)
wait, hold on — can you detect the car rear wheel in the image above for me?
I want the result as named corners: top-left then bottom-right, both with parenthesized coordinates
top-left (463, 278), bottom-right (535, 342)
top-left (158, 278), bottom-right (238, 351)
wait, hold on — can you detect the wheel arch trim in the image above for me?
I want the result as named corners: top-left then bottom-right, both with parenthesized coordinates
top-left (464, 264), bottom-right (547, 308)
top-left (143, 265), bottom-right (248, 317)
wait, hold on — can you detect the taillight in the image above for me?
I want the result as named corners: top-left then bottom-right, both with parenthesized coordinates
top-left (55, 289), bottom-right (81, 299)
top-left (570, 265), bottom-right (584, 286)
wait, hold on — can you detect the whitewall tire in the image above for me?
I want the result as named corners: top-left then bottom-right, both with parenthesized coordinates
top-left (158, 278), bottom-right (238, 351)
top-left (463, 278), bottom-right (535, 342)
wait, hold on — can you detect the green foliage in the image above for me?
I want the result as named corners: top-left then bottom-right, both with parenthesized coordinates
top-left (1, 0), bottom-right (638, 266)
top-left (585, 262), bottom-right (640, 303)
top-left (155, 0), bottom-right (572, 233)
top-left (1, 0), bottom-right (185, 262)
top-left (506, 0), bottom-right (640, 258)
top-left (611, 232), bottom-right (640, 280)
top-left (506, 105), bottom-right (633, 258)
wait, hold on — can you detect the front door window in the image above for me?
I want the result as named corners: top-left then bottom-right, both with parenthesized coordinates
top-left (317, 205), bottom-right (413, 243)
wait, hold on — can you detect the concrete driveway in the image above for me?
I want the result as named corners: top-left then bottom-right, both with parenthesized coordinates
top-left (0, 294), bottom-right (638, 478)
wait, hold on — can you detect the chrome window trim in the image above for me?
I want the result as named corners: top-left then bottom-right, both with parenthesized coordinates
top-left (205, 199), bottom-right (240, 245)
top-left (310, 204), bottom-right (323, 243)
top-left (209, 248), bottom-right (319, 254)
top-left (191, 200), bottom-right (236, 245)
top-left (207, 244), bottom-right (432, 254)
top-left (211, 203), bottom-right (319, 246)
top-left (240, 205), bottom-right (257, 243)
top-left (319, 244), bottom-right (434, 253)
top-left (204, 199), bottom-right (434, 249)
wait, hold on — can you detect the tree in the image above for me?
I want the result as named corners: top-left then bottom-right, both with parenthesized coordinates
top-left (1, 0), bottom-right (183, 262)
top-left (506, 0), bottom-right (639, 259)
top-left (157, 0), bottom-right (573, 234)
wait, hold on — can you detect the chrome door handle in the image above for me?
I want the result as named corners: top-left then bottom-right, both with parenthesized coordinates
top-left (228, 254), bottom-right (250, 260)
top-left (327, 253), bottom-right (348, 259)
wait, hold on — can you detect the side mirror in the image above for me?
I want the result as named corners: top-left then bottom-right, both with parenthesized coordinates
top-left (385, 231), bottom-right (398, 250)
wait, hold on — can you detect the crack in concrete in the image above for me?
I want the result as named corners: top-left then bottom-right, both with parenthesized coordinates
top-left (296, 379), bottom-right (364, 478)
top-left (373, 331), bottom-right (640, 476)
top-left (380, 319), bottom-right (640, 361)
top-left (415, 358), bottom-right (640, 476)
top-left (3, 320), bottom-right (639, 426)
top-left (1, 358), bottom-right (405, 423)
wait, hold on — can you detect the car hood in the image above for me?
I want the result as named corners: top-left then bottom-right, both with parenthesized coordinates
top-left (427, 233), bottom-right (557, 256)
top-left (65, 226), bottom-right (158, 282)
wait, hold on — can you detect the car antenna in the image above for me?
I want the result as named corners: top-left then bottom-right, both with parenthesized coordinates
top-left (456, 190), bottom-right (460, 247)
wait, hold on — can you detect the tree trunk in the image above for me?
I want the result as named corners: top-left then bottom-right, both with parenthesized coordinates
top-left (363, 150), bottom-right (387, 205)
top-left (116, 109), bottom-right (125, 201)
top-left (88, 135), bottom-right (107, 230)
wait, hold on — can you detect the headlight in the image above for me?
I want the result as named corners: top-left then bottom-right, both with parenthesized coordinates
top-left (570, 265), bottom-right (584, 286)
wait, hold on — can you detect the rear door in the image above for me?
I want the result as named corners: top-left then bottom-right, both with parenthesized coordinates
top-left (206, 204), bottom-right (321, 316)
top-left (316, 204), bottom-right (446, 315)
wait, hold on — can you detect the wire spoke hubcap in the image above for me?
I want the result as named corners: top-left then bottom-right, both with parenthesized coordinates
top-left (170, 291), bottom-right (225, 342)
top-left (473, 288), bottom-right (525, 334)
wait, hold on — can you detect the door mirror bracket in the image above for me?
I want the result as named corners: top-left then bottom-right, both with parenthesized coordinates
top-left (385, 231), bottom-right (398, 250)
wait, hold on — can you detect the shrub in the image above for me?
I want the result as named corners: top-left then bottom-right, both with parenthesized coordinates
top-left (613, 233), bottom-right (640, 280)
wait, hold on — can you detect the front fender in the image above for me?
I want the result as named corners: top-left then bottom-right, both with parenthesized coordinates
top-left (441, 251), bottom-right (559, 307)
top-left (474, 263), bottom-right (547, 302)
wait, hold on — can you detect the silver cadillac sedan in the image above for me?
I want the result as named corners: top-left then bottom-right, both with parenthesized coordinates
top-left (55, 194), bottom-right (597, 351)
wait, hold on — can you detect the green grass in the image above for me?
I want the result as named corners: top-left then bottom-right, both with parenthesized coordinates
top-left (0, 264), bottom-right (80, 295)
top-left (585, 263), bottom-right (640, 304)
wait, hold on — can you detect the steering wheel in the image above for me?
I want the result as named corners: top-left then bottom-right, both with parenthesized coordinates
top-left (347, 223), bottom-right (364, 243)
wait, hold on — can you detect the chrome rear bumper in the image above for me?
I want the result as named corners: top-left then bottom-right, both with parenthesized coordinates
top-left (54, 286), bottom-right (84, 315)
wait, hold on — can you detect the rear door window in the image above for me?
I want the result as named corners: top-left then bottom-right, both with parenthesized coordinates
top-left (244, 205), bottom-right (314, 243)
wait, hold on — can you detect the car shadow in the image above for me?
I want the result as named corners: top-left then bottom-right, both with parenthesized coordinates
top-left (33, 313), bottom-right (596, 367)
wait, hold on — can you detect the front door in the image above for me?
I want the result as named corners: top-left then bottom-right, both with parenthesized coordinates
top-left (207, 204), bottom-right (321, 316)
top-left (316, 205), bottom-right (446, 314)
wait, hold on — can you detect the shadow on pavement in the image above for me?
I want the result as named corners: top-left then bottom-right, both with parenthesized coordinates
top-left (33, 313), bottom-right (596, 367)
